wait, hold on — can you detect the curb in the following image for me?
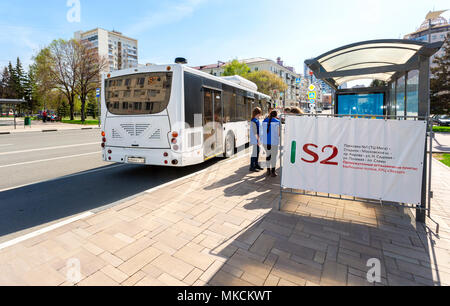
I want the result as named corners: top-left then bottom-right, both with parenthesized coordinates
top-left (1, 127), bottom-right (101, 134)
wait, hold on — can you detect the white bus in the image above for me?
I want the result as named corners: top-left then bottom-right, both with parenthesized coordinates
top-left (100, 63), bottom-right (273, 167)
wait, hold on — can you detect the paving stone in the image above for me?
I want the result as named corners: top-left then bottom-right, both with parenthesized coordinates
top-left (153, 230), bottom-right (190, 250)
top-left (22, 265), bottom-right (66, 286)
top-left (135, 276), bottom-right (166, 286)
top-left (271, 257), bottom-right (318, 285)
top-left (151, 253), bottom-right (195, 280)
top-left (121, 271), bottom-right (146, 286)
top-left (208, 270), bottom-right (252, 286)
top-left (114, 237), bottom-right (154, 261)
top-left (88, 232), bottom-right (130, 254)
top-left (241, 272), bottom-right (265, 286)
top-left (118, 247), bottom-right (161, 276)
top-left (78, 270), bottom-right (118, 286)
top-left (158, 273), bottom-right (188, 286)
top-left (99, 252), bottom-right (124, 268)
top-left (264, 274), bottom-right (280, 286)
top-left (249, 233), bottom-right (277, 258)
top-left (183, 268), bottom-right (204, 286)
top-left (101, 265), bottom-right (129, 283)
top-left (320, 260), bottom-right (348, 286)
top-left (200, 261), bottom-right (224, 283)
top-left (141, 263), bottom-right (164, 278)
top-left (174, 245), bottom-right (215, 271)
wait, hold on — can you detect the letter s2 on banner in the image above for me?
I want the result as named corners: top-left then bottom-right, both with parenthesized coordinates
top-left (281, 116), bottom-right (427, 204)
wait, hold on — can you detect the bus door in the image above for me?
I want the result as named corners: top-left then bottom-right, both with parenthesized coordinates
top-left (203, 88), bottom-right (223, 159)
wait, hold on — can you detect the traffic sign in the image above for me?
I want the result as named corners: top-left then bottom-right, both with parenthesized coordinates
top-left (308, 92), bottom-right (316, 100)
top-left (96, 88), bottom-right (101, 98)
top-left (295, 78), bottom-right (301, 84)
top-left (308, 85), bottom-right (316, 91)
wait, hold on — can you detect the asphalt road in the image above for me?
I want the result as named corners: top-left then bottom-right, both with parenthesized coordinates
top-left (0, 130), bottom-right (221, 243)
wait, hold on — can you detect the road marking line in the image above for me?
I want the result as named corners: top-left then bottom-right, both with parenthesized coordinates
top-left (0, 152), bottom-right (101, 169)
top-left (0, 164), bottom-right (125, 193)
top-left (0, 150), bottom-right (251, 252)
top-left (0, 144), bottom-right (12, 147)
top-left (0, 142), bottom-right (100, 156)
top-left (0, 212), bottom-right (94, 251)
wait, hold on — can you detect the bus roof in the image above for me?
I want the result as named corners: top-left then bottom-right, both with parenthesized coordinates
top-left (104, 65), bottom-right (272, 101)
top-left (182, 65), bottom-right (272, 100)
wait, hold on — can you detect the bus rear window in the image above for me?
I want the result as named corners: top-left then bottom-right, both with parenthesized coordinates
top-left (105, 72), bottom-right (173, 115)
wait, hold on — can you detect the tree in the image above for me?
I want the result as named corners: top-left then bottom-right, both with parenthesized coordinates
top-left (32, 47), bottom-right (56, 111)
top-left (76, 42), bottom-right (107, 123)
top-left (370, 79), bottom-right (387, 87)
top-left (222, 59), bottom-right (251, 77)
top-left (244, 70), bottom-right (288, 100)
top-left (0, 66), bottom-right (12, 98)
top-left (57, 98), bottom-right (69, 119)
top-left (46, 39), bottom-right (80, 120)
top-left (86, 93), bottom-right (99, 119)
top-left (431, 33), bottom-right (450, 114)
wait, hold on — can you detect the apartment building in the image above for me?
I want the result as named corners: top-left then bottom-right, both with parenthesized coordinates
top-left (404, 10), bottom-right (449, 67)
top-left (193, 57), bottom-right (303, 107)
top-left (74, 28), bottom-right (138, 72)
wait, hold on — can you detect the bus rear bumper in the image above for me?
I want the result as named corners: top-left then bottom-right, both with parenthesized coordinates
top-left (102, 147), bottom-right (185, 167)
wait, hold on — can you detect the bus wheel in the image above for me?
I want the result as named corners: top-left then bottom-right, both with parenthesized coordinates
top-left (224, 134), bottom-right (235, 158)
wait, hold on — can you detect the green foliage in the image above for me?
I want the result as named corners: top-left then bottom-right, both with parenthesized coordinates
top-left (57, 100), bottom-right (69, 119)
top-left (222, 60), bottom-right (251, 77)
top-left (370, 79), bottom-right (387, 87)
top-left (244, 70), bottom-right (288, 98)
top-left (434, 153), bottom-right (450, 168)
top-left (86, 93), bottom-right (99, 119)
top-left (433, 126), bottom-right (450, 133)
top-left (61, 119), bottom-right (99, 125)
top-left (431, 33), bottom-right (450, 115)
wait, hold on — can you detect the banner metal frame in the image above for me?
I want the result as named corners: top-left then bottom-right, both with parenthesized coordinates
top-left (277, 113), bottom-right (435, 226)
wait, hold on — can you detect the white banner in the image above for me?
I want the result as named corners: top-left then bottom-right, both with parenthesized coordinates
top-left (282, 116), bottom-right (427, 205)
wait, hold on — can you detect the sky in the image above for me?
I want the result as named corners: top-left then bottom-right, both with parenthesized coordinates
top-left (0, 0), bottom-right (449, 79)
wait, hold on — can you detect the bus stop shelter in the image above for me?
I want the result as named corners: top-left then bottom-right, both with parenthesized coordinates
top-left (0, 99), bottom-right (27, 130)
top-left (302, 39), bottom-right (443, 222)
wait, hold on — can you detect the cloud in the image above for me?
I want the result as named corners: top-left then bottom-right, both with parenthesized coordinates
top-left (126, 0), bottom-right (208, 36)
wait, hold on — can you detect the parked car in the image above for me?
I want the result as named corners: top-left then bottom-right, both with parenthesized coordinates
top-left (435, 115), bottom-right (450, 126)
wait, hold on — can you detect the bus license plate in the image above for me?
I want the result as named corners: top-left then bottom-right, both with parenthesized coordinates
top-left (128, 157), bottom-right (146, 164)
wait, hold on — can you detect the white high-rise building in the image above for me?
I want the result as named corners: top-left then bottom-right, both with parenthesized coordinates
top-left (74, 28), bottom-right (138, 72)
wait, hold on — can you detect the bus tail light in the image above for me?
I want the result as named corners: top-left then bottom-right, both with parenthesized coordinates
top-left (172, 132), bottom-right (179, 138)
top-left (172, 160), bottom-right (179, 165)
top-left (171, 138), bottom-right (177, 144)
top-left (173, 145), bottom-right (179, 151)
top-left (101, 143), bottom-right (105, 148)
top-left (101, 131), bottom-right (106, 137)
top-left (163, 152), bottom-right (169, 157)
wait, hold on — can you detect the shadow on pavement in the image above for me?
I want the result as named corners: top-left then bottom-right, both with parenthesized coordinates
top-left (203, 165), bottom-right (440, 286)
top-left (0, 158), bottom-right (222, 239)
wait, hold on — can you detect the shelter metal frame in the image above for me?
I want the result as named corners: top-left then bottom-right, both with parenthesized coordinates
top-left (0, 99), bottom-right (27, 130)
top-left (300, 39), bottom-right (443, 223)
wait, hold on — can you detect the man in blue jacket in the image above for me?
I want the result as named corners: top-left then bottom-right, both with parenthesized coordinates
top-left (262, 110), bottom-right (280, 177)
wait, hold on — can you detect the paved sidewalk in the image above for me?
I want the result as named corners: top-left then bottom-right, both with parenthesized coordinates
top-left (0, 152), bottom-right (449, 286)
top-left (433, 132), bottom-right (450, 153)
top-left (0, 121), bottom-right (99, 134)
